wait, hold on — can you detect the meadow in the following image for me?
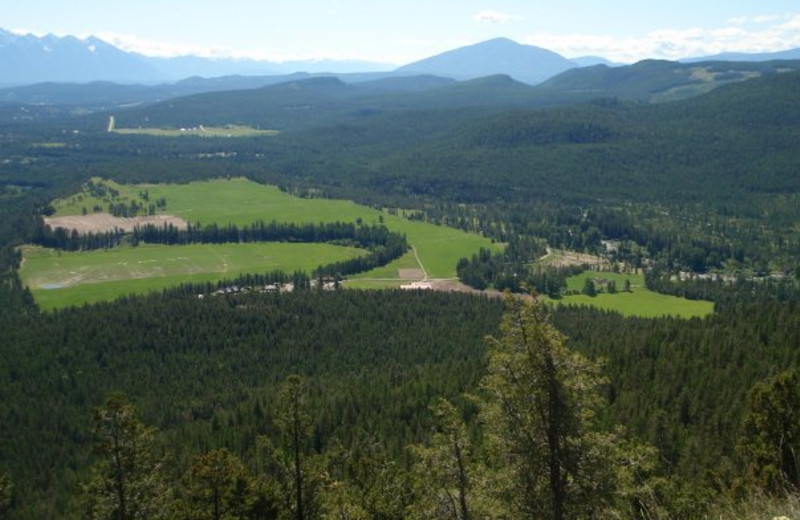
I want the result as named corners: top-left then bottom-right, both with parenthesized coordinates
top-left (543, 271), bottom-right (714, 319)
top-left (21, 242), bottom-right (364, 309)
top-left (27, 178), bottom-right (501, 308)
top-left (35, 179), bottom-right (717, 317)
top-left (112, 125), bottom-right (278, 137)
top-left (51, 177), bottom-right (501, 278)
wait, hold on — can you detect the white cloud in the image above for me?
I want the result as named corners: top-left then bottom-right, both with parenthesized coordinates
top-left (94, 31), bottom-right (232, 58)
top-left (92, 31), bottom-right (398, 64)
top-left (10, 28), bottom-right (48, 37)
top-left (473, 10), bottom-right (521, 24)
top-left (780, 14), bottom-right (800, 30)
top-left (753, 14), bottom-right (782, 24)
top-left (523, 14), bottom-right (800, 62)
top-left (727, 13), bottom-right (787, 25)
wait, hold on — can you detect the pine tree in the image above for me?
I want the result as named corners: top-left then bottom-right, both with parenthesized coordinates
top-left (83, 392), bottom-right (172, 520)
top-left (0, 471), bottom-right (13, 519)
top-left (407, 398), bottom-right (487, 519)
top-left (480, 295), bottom-right (654, 519)
top-left (261, 375), bottom-right (325, 520)
top-left (178, 448), bottom-right (263, 520)
top-left (739, 370), bottom-right (800, 494)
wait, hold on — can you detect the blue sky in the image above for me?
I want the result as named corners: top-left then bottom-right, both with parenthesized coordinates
top-left (6, 0), bottom-right (800, 64)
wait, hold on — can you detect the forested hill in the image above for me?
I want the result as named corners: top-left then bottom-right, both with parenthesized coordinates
top-left (113, 74), bottom-right (552, 131)
top-left (248, 70), bottom-right (800, 208)
top-left (108, 59), bottom-right (800, 131)
top-left (84, 70), bottom-right (798, 208)
top-left (13, 69), bottom-right (794, 275)
top-left (537, 58), bottom-right (800, 102)
top-left (2, 44), bottom-right (800, 519)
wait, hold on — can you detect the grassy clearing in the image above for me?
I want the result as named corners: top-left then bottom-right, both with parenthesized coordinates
top-left (32, 142), bottom-right (68, 148)
top-left (139, 178), bottom-right (502, 277)
top-left (349, 250), bottom-right (422, 280)
top-left (53, 178), bottom-right (500, 279)
top-left (112, 125), bottom-right (278, 137)
top-left (50, 178), bottom-right (138, 216)
top-left (31, 178), bottom-right (498, 307)
top-left (543, 272), bottom-right (714, 319)
top-left (21, 242), bottom-right (363, 310)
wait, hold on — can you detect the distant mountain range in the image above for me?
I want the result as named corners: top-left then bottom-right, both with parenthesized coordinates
top-left (0, 29), bottom-right (158, 85)
top-left (0, 28), bottom-right (390, 86)
top-left (1, 27), bottom-right (799, 90)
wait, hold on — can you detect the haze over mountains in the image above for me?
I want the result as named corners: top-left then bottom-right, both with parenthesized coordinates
top-left (0, 28), bottom-right (389, 86)
top-left (2, 27), bottom-right (800, 88)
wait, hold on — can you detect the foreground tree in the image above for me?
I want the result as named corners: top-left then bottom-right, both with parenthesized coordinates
top-left (83, 392), bottom-right (172, 520)
top-left (407, 398), bottom-right (485, 520)
top-left (322, 437), bottom-right (410, 520)
top-left (481, 295), bottom-right (653, 519)
top-left (261, 375), bottom-right (326, 520)
top-left (177, 448), bottom-right (272, 520)
top-left (0, 471), bottom-right (13, 519)
top-left (739, 370), bottom-right (800, 494)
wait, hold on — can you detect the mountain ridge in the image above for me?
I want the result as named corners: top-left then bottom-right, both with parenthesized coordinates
top-left (3, 27), bottom-right (800, 89)
top-left (395, 37), bottom-right (576, 84)
top-left (0, 29), bottom-right (392, 86)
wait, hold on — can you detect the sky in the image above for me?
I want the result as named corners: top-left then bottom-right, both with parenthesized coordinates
top-left (6, 0), bottom-right (800, 64)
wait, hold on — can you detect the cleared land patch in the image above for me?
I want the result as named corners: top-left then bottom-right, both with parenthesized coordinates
top-left (538, 248), bottom-right (608, 269)
top-left (44, 213), bottom-right (188, 234)
top-left (112, 125), bottom-right (278, 137)
top-left (52, 178), bottom-right (501, 279)
top-left (21, 242), bottom-right (364, 310)
top-left (542, 272), bottom-right (714, 319)
top-left (28, 178), bottom-right (499, 307)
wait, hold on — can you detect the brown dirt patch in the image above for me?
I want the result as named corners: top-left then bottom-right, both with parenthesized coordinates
top-left (544, 250), bottom-right (608, 269)
top-left (428, 279), bottom-right (535, 301)
top-left (44, 213), bottom-right (188, 234)
top-left (398, 268), bottom-right (425, 280)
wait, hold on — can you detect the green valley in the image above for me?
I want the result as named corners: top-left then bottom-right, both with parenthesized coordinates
top-left (24, 178), bottom-right (501, 308)
top-left (2, 33), bottom-right (800, 520)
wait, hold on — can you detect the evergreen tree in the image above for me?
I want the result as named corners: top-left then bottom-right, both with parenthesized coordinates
top-left (83, 393), bottom-right (172, 520)
top-left (0, 472), bottom-right (13, 520)
top-left (323, 438), bottom-right (410, 520)
top-left (261, 375), bottom-right (325, 520)
top-left (407, 398), bottom-right (491, 519)
top-left (480, 295), bottom-right (649, 519)
top-left (739, 370), bottom-right (800, 494)
top-left (177, 448), bottom-right (269, 520)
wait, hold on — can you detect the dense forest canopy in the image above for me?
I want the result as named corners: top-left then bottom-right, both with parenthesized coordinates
top-left (1, 67), bottom-right (799, 518)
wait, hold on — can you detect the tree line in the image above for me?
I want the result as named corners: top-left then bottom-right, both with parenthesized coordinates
top-left (32, 219), bottom-right (409, 279)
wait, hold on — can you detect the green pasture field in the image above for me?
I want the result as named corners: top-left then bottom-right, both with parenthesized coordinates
top-left (20, 242), bottom-right (363, 310)
top-left (543, 272), bottom-right (714, 319)
top-left (52, 178), bottom-right (501, 279)
top-left (30, 178), bottom-right (500, 308)
top-left (112, 125), bottom-right (278, 137)
top-left (349, 250), bottom-right (422, 280)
